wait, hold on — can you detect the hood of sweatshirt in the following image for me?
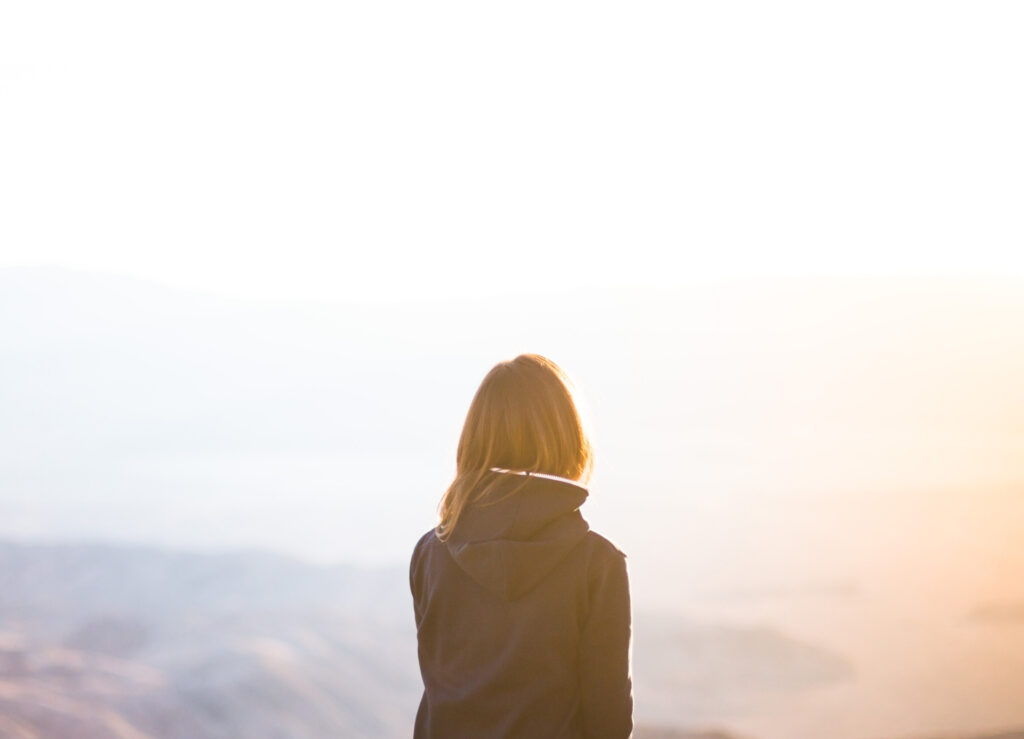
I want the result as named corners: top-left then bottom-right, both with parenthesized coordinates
top-left (445, 470), bottom-right (591, 601)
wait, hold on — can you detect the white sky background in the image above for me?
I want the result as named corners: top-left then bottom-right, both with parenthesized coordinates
top-left (4, 12), bottom-right (1024, 732)
top-left (2, 1), bottom-right (1022, 302)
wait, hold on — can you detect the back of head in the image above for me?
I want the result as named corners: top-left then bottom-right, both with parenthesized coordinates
top-left (436, 353), bottom-right (593, 541)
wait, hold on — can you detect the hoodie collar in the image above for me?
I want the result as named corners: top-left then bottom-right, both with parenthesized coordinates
top-left (445, 469), bottom-right (590, 600)
top-left (449, 469), bottom-right (589, 544)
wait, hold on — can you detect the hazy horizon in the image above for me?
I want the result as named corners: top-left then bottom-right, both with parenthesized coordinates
top-left (3, 266), bottom-right (1024, 738)
top-left (5, 267), bottom-right (1023, 565)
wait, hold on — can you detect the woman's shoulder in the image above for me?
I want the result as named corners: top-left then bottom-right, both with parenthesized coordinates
top-left (579, 529), bottom-right (628, 561)
top-left (577, 530), bottom-right (631, 603)
top-left (409, 528), bottom-right (441, 597)
top-left (411, 527), bottom-right (441, 562)
top-left (414, 527), bottom-right (439, 549)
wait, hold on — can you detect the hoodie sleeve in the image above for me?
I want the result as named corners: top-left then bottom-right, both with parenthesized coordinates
top-left (578, 542), bottom-right (633, 738)
top-left (409, 530), bottom-right (430, 627)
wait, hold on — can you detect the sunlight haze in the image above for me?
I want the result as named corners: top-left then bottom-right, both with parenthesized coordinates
top-left (2, 3), bottom-right (1023, 738)
top-left (3, 1), bottom-right (1023, 301)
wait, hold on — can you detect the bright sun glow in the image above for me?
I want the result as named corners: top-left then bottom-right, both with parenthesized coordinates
top-left (2, 2), bottom-right (1023, 301)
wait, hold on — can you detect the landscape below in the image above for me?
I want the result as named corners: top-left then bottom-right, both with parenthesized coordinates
top-left (0, 540), bottom-right (1020, 739)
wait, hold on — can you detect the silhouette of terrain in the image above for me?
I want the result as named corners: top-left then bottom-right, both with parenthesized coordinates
top-left (0, 539), bottom-right (862, 739)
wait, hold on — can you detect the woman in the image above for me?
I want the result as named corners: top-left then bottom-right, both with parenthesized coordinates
top-left (409, 354), bottom-right (633, 738)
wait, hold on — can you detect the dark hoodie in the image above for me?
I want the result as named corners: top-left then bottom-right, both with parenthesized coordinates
top-left (409, 470), bottom-right (633, 738)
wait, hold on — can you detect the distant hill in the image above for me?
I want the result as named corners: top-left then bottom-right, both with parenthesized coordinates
top-left (0, 540), bottom-right (419, 738)
top-left (0, 538), bottom-right (857, 739)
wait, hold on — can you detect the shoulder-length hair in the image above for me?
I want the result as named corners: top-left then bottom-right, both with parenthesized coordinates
top-left (435, 353), bottom-right (594, 541)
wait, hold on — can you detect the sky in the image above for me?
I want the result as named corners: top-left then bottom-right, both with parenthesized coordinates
top-left (3, 10), bottom-right (1024, 734)
top-left (2, 1), bottom-right (1023, 302)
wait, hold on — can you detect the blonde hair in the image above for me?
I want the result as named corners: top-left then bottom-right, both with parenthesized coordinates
top-left (435, 354), bottom-right (593, 541)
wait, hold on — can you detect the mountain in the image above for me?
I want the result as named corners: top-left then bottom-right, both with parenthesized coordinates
top-left (0, 538), bottom-right (854, 739)
top-left (0, 539), bottom-right (418, 738)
